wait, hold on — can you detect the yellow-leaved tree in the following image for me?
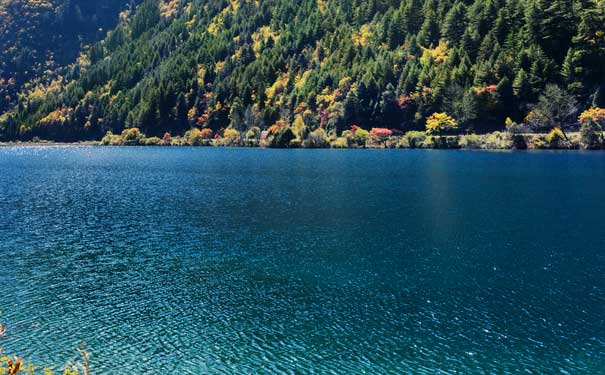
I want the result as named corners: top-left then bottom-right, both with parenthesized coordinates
top-left (578, 108), bottom-right (605, 126)
top-left (425, 112), bottom-right (458, 137)
top-left (578, 108), bottom-right (605, 149)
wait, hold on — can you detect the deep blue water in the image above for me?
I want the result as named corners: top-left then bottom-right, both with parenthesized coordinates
top-left (0, 146), bottom-right (604, 374)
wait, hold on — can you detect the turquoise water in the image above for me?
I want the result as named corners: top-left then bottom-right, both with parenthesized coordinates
top-left (0, 147), bottom-right (604, 374)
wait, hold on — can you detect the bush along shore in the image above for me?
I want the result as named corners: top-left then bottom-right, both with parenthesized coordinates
top-left (97, 108), bottom-right (605, 150)
top-left (0, 318), bottom-right (89, 375)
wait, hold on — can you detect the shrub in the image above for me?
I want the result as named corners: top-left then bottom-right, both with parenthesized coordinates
top-left (244, 126), bottom-right (261, 146)
top-left (170, 136), bottom-right (188, 146)
top-left (423, 136), bottom-right (459, 149)
top-left (245, 126), bottom-right (261, 140)
top-left (369, 128), bottom-right (392, 146)
top-left (404, 131), bottom-right (426, 148)
top-left (353, 128), bottom-right (370, 147)
top-left (100, 131), bottom-right (115, 145)
top-left (121, 128), bottom-right (145, 146)
top-left (422, 135), bottom-right (438, 148)
top-left (304, 128), bottom-right (330, 148)
top-left (385, 136), bottom-right (400, 149)
top-left (369, 127), bottom-right (392, 138)
top-left (546, 127), bottom-right (567, 148)
top-left (222, 128), bottom-right (241, 146)
top-left (580, 121), bottom-right (603, 149)
top-left (485, 131), bottom-right (512, 149)
top-left (144, 136), bottom-right (162, 146)
top-left (533, 137), bottom-right (547, 149)
top-left (200, 128), bottom-right (213, 139)
top-left (396, 136), bottom-right (410, 148)
top-left (505, 117), bottom-right (528, 134)
top-left (184, 128), bottom-right (210, 146)
top-left (341, 129), bottom-right (353, 143)
top-left (578, 107), bottom-right (605, 126)
top-left (578, 108), bottom-right (604, 149)
top-left (447, 136), bottom-right (461, 148)
top-left (459, 134), bottom-right (481, 149)
top-left (331, 137), bottom-right (348, 148)
top-left (344, 125), bottom-right (369, 147)
top-left (100, 131), bottom-right (126, 145)
top-left (524, 110), bottom-right (550, 131)
top-left (530, 84), bottom-right (578, 132)
top-left (511, 134), bottom-right (528, 149)
top-left (271, 127), bottom-right (296, 148)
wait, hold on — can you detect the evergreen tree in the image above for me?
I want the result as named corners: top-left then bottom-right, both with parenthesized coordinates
top-left (541, 0), bottom-right (576, 62)
top-left (3, 0), bottom-right (605, 141)
top-left (442, 3), bottom-right (467, 43)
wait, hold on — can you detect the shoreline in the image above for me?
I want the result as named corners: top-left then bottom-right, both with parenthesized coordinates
top-left (1, 144), bottom-right (603, 151)
top-left (0, 141), bottom-right (99, 147)
top-left (2, 131), bottom-right (604, 151)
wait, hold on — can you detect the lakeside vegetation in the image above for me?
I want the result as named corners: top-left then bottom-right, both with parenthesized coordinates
top-left (1, 0), bottom-right (604, 144)
top-left (0, 319), bottom-right (89, 375)
top-left (96, 107), bottom-right (605, 150)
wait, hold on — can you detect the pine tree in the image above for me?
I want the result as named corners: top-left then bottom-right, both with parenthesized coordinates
top-left (442, 3), bottom-right (467, 43)
top-left (513, 69), bottom-right (532, 103)
top-left (417, 9), bottom-right (440, 47)
top-left (229, 97), bottom-right (246, 133)
top-left (175, 93), bottom-right (189, 134)
top-left (541, 0), bottom-right (576, 62)
top-left (403, 0), bottom-right (424, 35)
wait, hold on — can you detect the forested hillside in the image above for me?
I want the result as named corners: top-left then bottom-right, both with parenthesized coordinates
top-left (1, 0), bottom-right (604, 141)
top-left (0, 0), bottom-right (138, 113)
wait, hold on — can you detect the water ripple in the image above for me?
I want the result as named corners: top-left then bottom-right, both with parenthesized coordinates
top-left (0, 147), bottom-right (603, 374)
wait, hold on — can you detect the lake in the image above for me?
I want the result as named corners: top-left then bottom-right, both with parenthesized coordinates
top-left (0, 146), bottom-right (604, 374)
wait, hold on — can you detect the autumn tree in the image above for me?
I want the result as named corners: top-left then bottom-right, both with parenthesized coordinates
top-left (425, 112), bottom-right (458, 137)
top-left (530, 85), bottom-right (578, 139)
top-left (578, 107), bottom-right (605, 148)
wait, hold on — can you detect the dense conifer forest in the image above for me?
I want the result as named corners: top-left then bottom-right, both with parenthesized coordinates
top-left (1, 0), bottom-right (604, 143)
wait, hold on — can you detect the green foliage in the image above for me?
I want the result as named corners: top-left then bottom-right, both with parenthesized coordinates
top-left (330, 137), bottom-right (348, 148)
top-left (270, 127), bottom-right (296, 148)
top-left (0, 0), bottom-right (139, 114)
top-left (3, 0), bottom-right (605, 142)
top-left (244, 126), bottom-right (261, 146)
top-left (530, 85), bottom-right (578, 132)
top-left (404, 131), bottom-right (427, 148)
top-left (304, 128), bottom-right (330, 148)
top-left (346, 127), bottom-right (370, 148)
top-left (221, 128), bottom-right (241, 147)
top-left (533, 137), bottom-right (548, 149)
top-left (121, 128), bottom-right (146, 146)
top-left (291, 115), bottom-right (308, 140)
top-left (143, 136), bottom-right (163, 146)
top-left (484, 131), bottom-right (513, 149)
top-left (185, 128), bottom-right (212, 146)
top-left (459, 134), bottom-right (482, 149)
top-left (580, 121), bottom-right (603, 149)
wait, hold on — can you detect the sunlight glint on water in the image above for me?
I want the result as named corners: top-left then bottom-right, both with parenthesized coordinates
top-left (0, 147), bottom-right (603, 374)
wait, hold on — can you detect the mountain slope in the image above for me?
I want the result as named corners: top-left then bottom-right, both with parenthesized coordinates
top-left (2, 0), bottom-right (605, 141)
top-left (0, 0), bottom-right (138, 114)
